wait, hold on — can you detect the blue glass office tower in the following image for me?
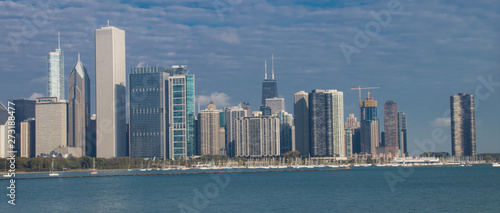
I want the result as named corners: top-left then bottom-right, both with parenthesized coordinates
top-left (129, 66), bottom-right (195, 159)
top-left (47, 33), bottom-right (64, 99)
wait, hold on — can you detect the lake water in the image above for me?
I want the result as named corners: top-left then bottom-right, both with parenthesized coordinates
top-left (2, 165), bottom-right (499, 212)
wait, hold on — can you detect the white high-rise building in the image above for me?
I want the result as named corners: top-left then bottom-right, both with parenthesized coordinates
top-left (95, 25), bottom-right (126, 158)
top-left (224, 104), bottom-right (246, 156)
top-left (330, 90), bottom-right (345, 157)
top-left (0, 102), bottom-right (10, 158)
top-left (47, 32), bottom-right (64, 99)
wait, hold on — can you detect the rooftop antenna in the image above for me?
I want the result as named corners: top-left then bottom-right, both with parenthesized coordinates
top-left (77, 52), bottom-right (80, 61)
top-left (271, 55), bottom-right (274, 80)
top-left (57, 31), bottom-right (60, 49)
top-left (107, 20), bottom-right (110, 26)
top-left (264, 60), bottom-right (267, 80)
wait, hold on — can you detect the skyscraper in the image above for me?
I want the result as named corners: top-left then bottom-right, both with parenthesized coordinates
top-left (12, 99), bottom-right (35, 157)
top-left (384, 100), bottom-right (399, 157)
top-left (450, 93), bottom-right (476, 157)
top-left (261, 56), bottom-right (278, 105)
top-left (35, 97), bottom-right (67, 156)
top-left (277, 110), bottom-right (294, 154)
top-left (233, 116), bottom-right (280, 157)
top-left (259, 105), bottom-right (272, 117)
top-left (19, 118), bottom-right (35, 158)
top-left (360, 94), bottom-right (380, 155)
top-left (67, 53), bottom-right (91, 156)
top-left (165, 66), bottom-right (195, 159)
top-left (294, 91), bottom-right (309, 156)
top-left (397, 112), bottom-right (407, 157)
top-left (47, 32), bottom-right (64, 100)
top-left (345, 114), bottom-right (361, 156)
top-left (265, 97), bottom-right (285, 115)
top-left (225, 104), bottom-right (246, 156)
top-left (198, 102), bottom-right (224, 155)
top-left (242, 102), bottom-right (251, 117)
top-left (95, 24), bottom-right (126, 158)
top-left (309, 89), bottom-right (345, 157)
top-left (129, 67), bottom-right (169, 159)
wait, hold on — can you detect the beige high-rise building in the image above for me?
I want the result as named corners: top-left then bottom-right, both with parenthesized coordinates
top-left (294, 91), bottom-right (309, 156)
top-left (35, 97), bottom-right (67, 156)
top-left (20, 118), bottom-right (35, 158)
top-left (198, 102), bottom-right (224, 155)
top-left (345, 114), bottom-right (360, 129)
top-left (233, 116), bottom-right (280, 157)
top-left (95, 25), bottom-right (126, 158)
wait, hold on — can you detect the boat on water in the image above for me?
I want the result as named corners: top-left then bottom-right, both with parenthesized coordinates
top-left (49, 159), bottom-right (59, 177)
top-left (492, 163), bottom-right (500, 167)
top-left (91, 158), bottom-right (98, 175)
top-left (140, 162), bottom-right (147, 171)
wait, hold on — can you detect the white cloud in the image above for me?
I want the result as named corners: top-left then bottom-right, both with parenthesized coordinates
top-left (196, 92), bottom-right (231, 109)
top-left (430, 117), bottom-right (451, 127)
top-left (28, 92), bottom-right (44, 100)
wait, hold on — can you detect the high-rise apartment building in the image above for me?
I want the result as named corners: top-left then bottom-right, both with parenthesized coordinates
top-left (233, 116), bottom-right (280, 157)
top-left (95, 25), bottom-right (126, 158)
top-left (198, 102), bottom-right (224, 155)
top-left (384, 101), bottom-right (399, 157)
top-left (345, 113), bottom-right (360, 129)
top-left (19, 118), bottom-right (35, 158)
top-left (47, 32), bottom-right (64, 100)
top-left (309, 89), bottom-right (345, 157)
top-left (294, 91), bottom-right (309, 156)
top-left (0, 102), bottom-right (10, 158)
top-left (224, 104), bottom-right (246, 156)
top-left (450, 93), bottom-right (475, 157)
top-left (67, 54), bottom-right (91, 156)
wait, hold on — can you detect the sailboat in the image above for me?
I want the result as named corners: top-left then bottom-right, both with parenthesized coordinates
top-left (147, 161), bottom-right (152, 171)
top-left (49, 159), bottom-right (59, 176)
top-left (140, 162), bottom-right (146, 171)
top-left (91, 158), bottom-right (98, 175)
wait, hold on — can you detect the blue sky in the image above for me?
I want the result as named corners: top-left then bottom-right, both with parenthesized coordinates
top-left (1, 0), bottom-right (499, 156)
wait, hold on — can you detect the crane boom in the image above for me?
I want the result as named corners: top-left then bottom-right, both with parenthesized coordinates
top-left (351, 86), bottom-right (380, 103)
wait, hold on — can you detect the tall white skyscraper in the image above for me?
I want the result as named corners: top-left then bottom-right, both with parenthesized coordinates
top-left (47, 32), bottom-right (64, 99)
top-left (95, 25), bottom-right (126, 158)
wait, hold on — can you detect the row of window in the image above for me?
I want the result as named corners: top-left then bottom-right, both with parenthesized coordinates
top-left (132, 132), bottom-right (162, 136)
top-left (131, 108), bottom-right (163, 114)
top-left (131, 87), bottom-right (160, 92)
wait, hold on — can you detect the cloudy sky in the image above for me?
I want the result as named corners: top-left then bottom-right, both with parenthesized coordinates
top-left (1, 0), bottom-right (499, 155)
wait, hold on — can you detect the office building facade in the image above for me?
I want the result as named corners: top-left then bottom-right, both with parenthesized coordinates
top-left (360, 95), bottom-right (380, 155)
top-left (397, 112), bottom-right (407, 157)
top-left (277, 110), bottom-right (294, 154)
top-left (67, 54), bottom-right (91, 156)
top-left (35, 97), bottom-right (67, 156)
top-left (95, 25), bottom-right (126, 158)
top-left (294, 91), bottom-right (309, 156)
top-left (47, 34), bottom-right (64, 100)
top-left (198, 103), bottom-right (224, 155)
top-left (12, 99), bottom-right (35, 156)
top-left (224, 105), bottom-right (246, 156)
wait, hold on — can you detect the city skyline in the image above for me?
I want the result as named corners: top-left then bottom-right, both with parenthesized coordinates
top-left (1, 1), bottom-right (499, 156)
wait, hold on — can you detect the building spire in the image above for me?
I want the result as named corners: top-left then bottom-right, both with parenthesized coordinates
top-left (264, 60), bottom-right (267, 80)
top-left (58, 31), bottom-right (61, 49)
top-left (107, 20), bottom-right (110, 26)
top-left (271, 54), bottom-right (274, 80)
top-left (78, 52), bottom-right (80, 61)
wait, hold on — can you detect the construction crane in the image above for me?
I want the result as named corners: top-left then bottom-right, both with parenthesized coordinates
top-left (351, 86), bottom-right (381, 103)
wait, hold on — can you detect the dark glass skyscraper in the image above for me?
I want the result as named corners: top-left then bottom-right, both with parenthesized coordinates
top-left (397, 112), bottom-right (407, 157)
top-left (360, 95), bottom-right (380, 155)
top-left (261, 56), bottom-right (278, 105)
top-left (67, 54), bottom-right (91, 156)
top-left (450, 93), bottom-right (475, 157)
top-left (384, 100), bottom-right (398, 157)
top-left (129, 66), bottom-right (195, 159)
